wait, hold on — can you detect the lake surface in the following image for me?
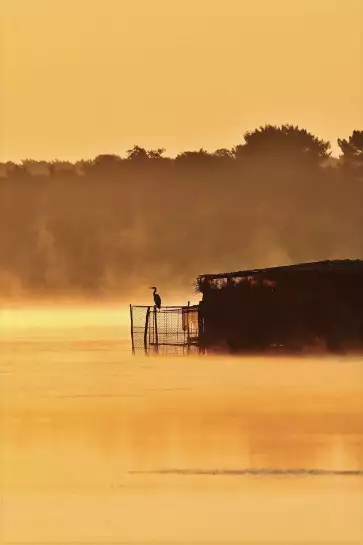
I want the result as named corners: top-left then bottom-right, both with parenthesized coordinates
top-left (1, 306), bottom-right (363, 544)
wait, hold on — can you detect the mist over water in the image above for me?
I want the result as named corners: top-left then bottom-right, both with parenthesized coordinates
top-left (1, 126), bottom-right (362, 301)
top-left (1, 306), bottom-right (363, 543)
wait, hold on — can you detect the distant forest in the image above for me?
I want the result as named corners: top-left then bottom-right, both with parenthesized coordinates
top-left (1, 125), bottom-right (362, 299)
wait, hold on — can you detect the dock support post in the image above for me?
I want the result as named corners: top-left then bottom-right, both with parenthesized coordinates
top-left (187, 301), bottom-right (190, 355)
top-left (154, 307), bottom-right (159, 354)
top-left (144, 306), bottom-right (150, 355)
top-left (130, 304), bottom-right (135, 355)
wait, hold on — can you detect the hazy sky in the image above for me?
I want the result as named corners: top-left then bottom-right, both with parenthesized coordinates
top-left (1, 0), bottom-right (362, 161)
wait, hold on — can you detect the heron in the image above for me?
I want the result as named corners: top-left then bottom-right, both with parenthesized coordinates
top-left (150, 286), bottom-right (161, 309)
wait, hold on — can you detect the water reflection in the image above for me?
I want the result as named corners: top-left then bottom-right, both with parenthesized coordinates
top-left (1, 307), bottom-right (363, 543)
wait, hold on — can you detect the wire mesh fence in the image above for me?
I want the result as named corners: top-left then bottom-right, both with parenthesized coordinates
top-left (130, 304), bottom-right (200, 355)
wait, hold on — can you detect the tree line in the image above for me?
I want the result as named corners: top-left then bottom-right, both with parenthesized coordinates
top-left (0, 125), bottom-right (362, 299)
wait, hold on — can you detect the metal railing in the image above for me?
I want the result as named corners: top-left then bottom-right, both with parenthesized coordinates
top-left (130, 304), bottom-right (200, 355)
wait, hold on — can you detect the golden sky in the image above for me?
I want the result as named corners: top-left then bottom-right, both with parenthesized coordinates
top-left (1, 0), bottom-right (362, 161)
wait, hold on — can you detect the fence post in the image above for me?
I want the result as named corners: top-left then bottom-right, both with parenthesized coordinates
top-left (154, 307), bottom-right (159, 354)
top-left (187, 301), bottom-right (191, 354)
top-left (198, 301), bottom-right (205, 355)
top-left (130, 304), bottom-right (135, 355)
top-left (144, 306), bottom-right (150, 355)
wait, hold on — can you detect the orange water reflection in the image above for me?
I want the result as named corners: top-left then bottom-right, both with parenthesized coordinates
top-left (1, 307), bottom-right (363, 543)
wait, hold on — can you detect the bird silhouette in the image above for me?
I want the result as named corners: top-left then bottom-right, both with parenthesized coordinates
top-left (150, 286), bottom-right (161, 309)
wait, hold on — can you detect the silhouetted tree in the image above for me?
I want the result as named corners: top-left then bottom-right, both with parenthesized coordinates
top-left (126, 146), bottom-right (149, 162)
top-left (1, 125), bottom-right (362, 298)
top-left (175, 148), bottom-right (215, 166)
top-left (234, 124), bottom-right (331, 163)
top-left (338, 130), bottom-right (363, 163)
top-left (147, 148), bottom-right (166, 160)
top-left (93, 154), bottom-right (123, 167)
top-left (214, 148), bottom-right (235, 160)
top-left (21, 160), bottom-right (51, 176)
top-left (49, 160), bottom-right (75, 176)
top-left (125, 146), bottom-right (167, 162)
top-left (90, 154), bottom-right (124, 178)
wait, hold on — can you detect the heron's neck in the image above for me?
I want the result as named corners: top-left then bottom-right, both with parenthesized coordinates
top-left (153, 289), bottom-right (157, 294)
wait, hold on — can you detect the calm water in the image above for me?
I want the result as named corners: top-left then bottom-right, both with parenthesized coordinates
top-left (1, 307), bottom-right (363, 544)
